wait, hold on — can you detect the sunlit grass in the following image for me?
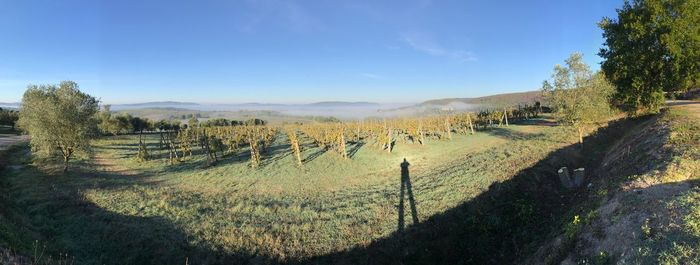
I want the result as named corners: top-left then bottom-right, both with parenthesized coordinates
top-left (2, 123), bottom-right (577, 263)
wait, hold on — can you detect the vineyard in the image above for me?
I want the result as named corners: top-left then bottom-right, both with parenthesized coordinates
top-left (141, 105), bottom-right (543, 169)
top-left (2, 103), bottom-right (577, 265)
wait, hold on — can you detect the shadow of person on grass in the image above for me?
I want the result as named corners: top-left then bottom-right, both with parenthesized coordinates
top-left (398, 158), bottom-right (419, 233)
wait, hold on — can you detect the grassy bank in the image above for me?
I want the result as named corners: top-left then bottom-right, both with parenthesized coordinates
top-left (530, 106), bottom-right (700, 264)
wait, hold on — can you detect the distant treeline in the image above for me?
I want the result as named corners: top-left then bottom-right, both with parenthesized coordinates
top-left (98, 105), bottom-right (267, 135)
top-left (169, 112), bottom-right (208, 120)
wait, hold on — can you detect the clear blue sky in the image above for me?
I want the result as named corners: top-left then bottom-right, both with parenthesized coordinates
top-left (0, 0), bottom-right (621, 104)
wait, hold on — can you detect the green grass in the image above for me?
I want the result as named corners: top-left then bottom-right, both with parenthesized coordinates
top-left (0, 122), bottom-right (578, 264)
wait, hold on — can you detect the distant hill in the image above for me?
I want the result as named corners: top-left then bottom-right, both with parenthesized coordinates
top-left (106, 101), bottom-right (396, 119)
top-left (0, 102), bottom-right (20, 109)
top-left (377, 90), bottom-right (544, 116)
top-left (104, 91), bottom-right (544, 119)
top-left (109, 101), bottom-right (382, 110)
top-left (420, 91), bottom-right (543, 107)
top-left (123, 101), bottom-right (200, 106)
top-left (111, 101), bottom-right (200, 110)
top-left (307, 101), bottom-right (380, 107)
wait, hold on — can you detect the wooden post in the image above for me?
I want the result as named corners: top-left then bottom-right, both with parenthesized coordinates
top-left (339, 132), bottom-right (348, 159)
top-left (445, 117), bottom-right (452, 140)
top-left (467, 114), bottom-right (475, 134)
top-left (293, 139), bottom-right (302, 166)
top-left (387, 128), bottom-right (393, 153)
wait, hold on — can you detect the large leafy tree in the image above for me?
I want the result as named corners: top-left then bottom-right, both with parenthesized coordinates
top-left (18, 81), bottom-right (99, 172)
top-left (542, 53), bottom-right (615, 145)
top-left (599, 0), bottom-right (700, 114)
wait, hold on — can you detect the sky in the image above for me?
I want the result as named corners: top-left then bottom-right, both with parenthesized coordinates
top-left (0, 0), bottom-right (622, 104)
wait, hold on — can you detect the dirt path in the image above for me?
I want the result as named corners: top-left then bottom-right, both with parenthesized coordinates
top-left (679, 102), bottom-right (700, 118)
top-left (668, 100), bottom-right (700, 118)
top-left (0, 134), bottom-right (28, 151)
top-left (92, 152), bottom-right (139, 176)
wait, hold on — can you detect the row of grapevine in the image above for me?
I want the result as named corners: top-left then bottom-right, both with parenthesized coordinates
top-left (135, 106), bottom-right (542, 168)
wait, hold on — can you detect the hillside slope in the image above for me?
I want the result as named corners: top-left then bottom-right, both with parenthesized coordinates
top-left (529, 104), bottom-right (700, 264)
top-left (420, 91), bottom-right (543, 107)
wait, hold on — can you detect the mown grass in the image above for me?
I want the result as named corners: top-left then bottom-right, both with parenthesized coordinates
top-left (0, 122), bottom-right (580, 264)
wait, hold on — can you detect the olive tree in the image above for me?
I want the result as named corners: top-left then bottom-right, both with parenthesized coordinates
top-left (542, 53), bottom-right (615, 145)
top-left (18, 81), bottom-right (99, 171)
top-left (0, 108), bottom-right (19, 129)
top-left (113, 113), bottom-right (134, 134)
top-left (97, 105), bottom-right (124, 135)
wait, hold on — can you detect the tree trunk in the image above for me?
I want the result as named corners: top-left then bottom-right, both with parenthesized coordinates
top-left (62, 148), bottom-right (72, 172)
top-left (578, 126), bottom-right (583, 145)
top-left (469, 117), bottom-right (475, 134)
top-left (293, 140), bottom-right (302, 166)
top-left (418, 120), bottom-right (425, 145)
top-left (63, 155), bottom-right (69, 172)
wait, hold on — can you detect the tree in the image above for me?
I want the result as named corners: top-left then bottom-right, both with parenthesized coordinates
top-left (188, 117), bottom-right (199, 129)
top-left (0, 108), bottom-right (19, 129)
top-left (113, 113), bottom-right (134, 134)
top-left (18, 81), bottom-right (99, 171)
top-left (599, 0), bottom-right (700, 115)
top-left (542, 53), bottom-right (615, 145)
top-left (244, 118), bottom-right (266, 126)
top-left (97, 105), bottom-right (124, 135)
top-left (130, 116), bottom-right (151, 133)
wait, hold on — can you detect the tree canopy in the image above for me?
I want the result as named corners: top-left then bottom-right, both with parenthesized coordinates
top-left (18, 81), bottom-right (99, 171)
top-left (542, 53), bottom-right (615, 144)
top-left (599, 0), bottom-right (700, 114)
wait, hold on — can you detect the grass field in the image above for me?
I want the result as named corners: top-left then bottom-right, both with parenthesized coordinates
top-left (4, 107), bottom-right (696, 265)
top-left (0, 119), bottom-right (583, 264)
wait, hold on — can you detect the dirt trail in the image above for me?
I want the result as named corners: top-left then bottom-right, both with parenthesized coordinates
top-left (668, 100), bottom-right (700, 118)
top-left (93, 152), bottom-right (139, 176)
top-left (679, 102), bottom-right (700, 118)
top-left (0, 134), bottom-right (28, 151)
